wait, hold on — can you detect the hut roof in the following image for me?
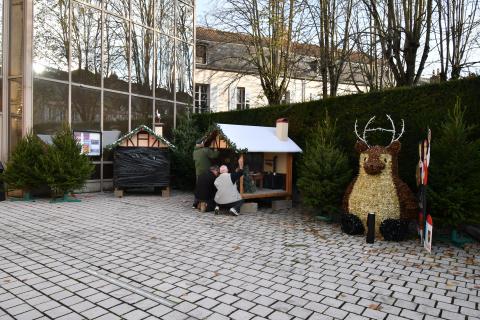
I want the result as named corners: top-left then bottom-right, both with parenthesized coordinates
top-left (215, 123), bottom-right (302, 153)
top-left (106, 125), bottom-right (175, 149)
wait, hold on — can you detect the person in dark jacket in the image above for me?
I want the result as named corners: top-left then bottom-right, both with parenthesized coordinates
top-left (194, 165), bottom-right (220, 212)
top-left (192, 140), bottom-right (219, 208)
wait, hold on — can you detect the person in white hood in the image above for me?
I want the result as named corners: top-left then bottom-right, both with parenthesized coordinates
top-left (214, 156), bottom-right (244, 216)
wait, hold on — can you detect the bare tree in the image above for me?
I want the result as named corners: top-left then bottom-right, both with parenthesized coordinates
top-left (363, 0), bottom-right (434, 86)
top-left (307, 0), bottom-right (354, 97)
top-left (348, 5), bottom-right (395, 92)
top-left (211, 0), bottom-right (309, 105)
top-left (435, 0), bottom-right (480, 80)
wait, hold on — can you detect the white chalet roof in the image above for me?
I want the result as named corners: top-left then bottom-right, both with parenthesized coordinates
top-left (217, 123), bottom-right (302, 153)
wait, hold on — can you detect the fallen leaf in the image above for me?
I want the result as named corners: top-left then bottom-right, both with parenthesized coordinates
top-left (368, 304), bottom-right (382, 311)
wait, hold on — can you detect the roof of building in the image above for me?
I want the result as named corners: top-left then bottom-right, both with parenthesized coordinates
top-left (106, 125), bottom-right (175, 149)
top-left (196, 27), bottom-right (369, 63)
top-left (196, 27), bottom-right (376, 84)
top-left (216, 123), bottom-right (302, 153)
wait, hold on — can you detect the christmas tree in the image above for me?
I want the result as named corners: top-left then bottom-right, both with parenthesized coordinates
top-left (297, 111), bottom-right (351, 215)
top-left (1, 132), bottom-right (46, 198)
top-left (242, 165), bottom-right (257, 193)
top-left (429, 99), bottom-right (480, 228)
top-left (40, 124), bottom-right (94, 199)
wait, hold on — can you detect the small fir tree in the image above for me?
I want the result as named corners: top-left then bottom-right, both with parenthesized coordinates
top-left (297, 111), bottom-right (352, 214)
top-left (40, 125), bottom-right (94, 197)
top-left (428, 99), bottom-right (480, 228)
top-left (242, 165), bottom-right (257, 193)
top-left (1, 132), bottom-right (46, 193)
top-left (172, 115), bottom-right (202, 190)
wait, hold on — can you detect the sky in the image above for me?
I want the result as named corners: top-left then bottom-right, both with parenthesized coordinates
top-left (196, 0), bottom-right (215, 26)
top-left (194, 0), bottom-right (480, 78)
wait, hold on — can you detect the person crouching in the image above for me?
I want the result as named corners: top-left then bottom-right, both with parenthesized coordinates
top-left (194, 165), bottom-right (220, 212)
top-left (214, 156), bottom-right (244, 216)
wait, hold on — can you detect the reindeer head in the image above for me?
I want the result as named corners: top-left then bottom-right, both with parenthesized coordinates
top-left (354, 115), bottom-right (404, 175)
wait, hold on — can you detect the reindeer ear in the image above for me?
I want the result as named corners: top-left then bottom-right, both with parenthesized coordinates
top-left (355, 141), bottom-right (369, 153)
top-left (387, 140), bottom-right (401, 154)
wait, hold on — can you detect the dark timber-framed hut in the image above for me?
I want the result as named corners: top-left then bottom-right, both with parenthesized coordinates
top-left (107, 125), bottom-right (175, 196)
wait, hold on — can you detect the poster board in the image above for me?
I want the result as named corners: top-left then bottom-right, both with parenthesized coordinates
top-left (74, 131), bottom-right (102, 157)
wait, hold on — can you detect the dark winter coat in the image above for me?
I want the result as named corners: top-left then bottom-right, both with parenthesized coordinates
top-left (194, 171), bottom-right (217, 201)
top-left (193, 147), bottom-right (219, 176)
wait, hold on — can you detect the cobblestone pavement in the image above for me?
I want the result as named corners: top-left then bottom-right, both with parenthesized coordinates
top-left (0, 192), bottom-right (479, 320)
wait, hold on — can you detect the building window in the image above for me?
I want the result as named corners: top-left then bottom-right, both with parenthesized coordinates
top-left (281, 91), bottom-right (290, 104)
top-left (236, 87), bottom-right (248, 110)
top-left (196, 44), bottom-right (207, 64)
top-left (194, 84), bottom-right (209, 113)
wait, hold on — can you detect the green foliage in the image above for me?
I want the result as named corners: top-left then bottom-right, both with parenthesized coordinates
top-left (428, 100), bottom-right (480, 227)
top-left (242, 165), bottom-right (257, 193)
top-left (297, 112), bottom-right (352, 213)
top-left (1, 132), bottom-right (46, 191)
top-left (195, 77), bottom-right (480, 190)
top-left (40, 124), bottom-right (94, 195)
top-left (172, 115), bottom-right (203, 190)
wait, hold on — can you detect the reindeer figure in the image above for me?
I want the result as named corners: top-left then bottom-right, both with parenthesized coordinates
top-left (343, 115), bottom-right (417, 236)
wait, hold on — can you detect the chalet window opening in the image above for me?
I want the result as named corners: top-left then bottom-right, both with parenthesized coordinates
top-left (194, 83), bottom-right (209, 113)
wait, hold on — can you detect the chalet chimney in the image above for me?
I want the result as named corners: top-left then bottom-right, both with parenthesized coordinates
top-left (155, 109), bottom-right (164, 137)
top-left (154, 124), bottom-right (164, 137)
top-left (276, 118), bottom-right (288, 141)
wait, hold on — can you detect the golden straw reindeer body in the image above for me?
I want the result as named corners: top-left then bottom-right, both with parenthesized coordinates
top-left (343, 116), bottom-right (417, 236)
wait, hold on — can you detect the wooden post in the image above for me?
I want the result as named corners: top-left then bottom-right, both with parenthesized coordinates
top-left (239, 175), bottom-right (244, 195)
top-left (286, 153), bottom-right (293, 198)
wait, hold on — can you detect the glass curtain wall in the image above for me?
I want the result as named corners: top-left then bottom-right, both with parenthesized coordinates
top-left (8, 0), bottom-right (24, 153)
top-left (31, 0), bottom-right (194, 185)
top-left (0, 0), bottom-right (3, 160)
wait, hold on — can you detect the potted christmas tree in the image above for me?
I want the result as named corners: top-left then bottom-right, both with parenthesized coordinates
top-left (40, 124), bottom-right (94, 202)
top-left (0, 132), bottom-right (46, 201)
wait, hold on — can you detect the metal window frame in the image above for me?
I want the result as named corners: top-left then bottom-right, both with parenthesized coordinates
top-left (1, 0), bottom-right (8, 162)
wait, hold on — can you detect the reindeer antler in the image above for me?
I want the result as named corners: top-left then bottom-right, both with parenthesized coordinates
top-left (388, 115), bottom-right (405, 144)
top-left (355, 116), bottom-right (375, 147)
top-left (354, 115), bottom-right (405, 146)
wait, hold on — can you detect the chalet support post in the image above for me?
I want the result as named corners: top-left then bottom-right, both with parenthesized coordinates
top-left (240, 175), bottom-right (244, 195)
top-left (114, 188), bottom-right (123, 198)
top-left (162, 187), bottom-right (170, 197)
top-left (286, 153), bottom-right (293, 197)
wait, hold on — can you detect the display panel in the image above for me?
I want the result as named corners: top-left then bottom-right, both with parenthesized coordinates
top-left (74, 131), bottom-right (102, 156)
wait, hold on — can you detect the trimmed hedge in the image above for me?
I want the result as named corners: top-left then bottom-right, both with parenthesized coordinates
top-left (194, 77), bottom-right (480, 189)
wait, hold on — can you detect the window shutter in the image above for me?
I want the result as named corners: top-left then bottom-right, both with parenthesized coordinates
top-left (229, 86), bottom-right (236, 111)
top-left (290, 89), bottom-right (296, 103)
top-left (245, 89), bottom-right (250, 109)
top-left (209, 85), bottom-right (217, 112)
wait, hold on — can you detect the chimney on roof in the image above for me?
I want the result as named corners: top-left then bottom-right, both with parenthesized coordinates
top-left (154, 109), bottom-right (164, 137)
top-left (276, 118), bottom-right (289, 141)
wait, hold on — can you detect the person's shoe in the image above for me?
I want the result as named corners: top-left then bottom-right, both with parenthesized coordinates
top-left (214, 206), bottom-right (220, 215)
top-left (229, 208), bottom-right (239, 216)
top-left (192, 205), bottom-right (196, 209)
top-left (200, 202), bottom-right (207, 213)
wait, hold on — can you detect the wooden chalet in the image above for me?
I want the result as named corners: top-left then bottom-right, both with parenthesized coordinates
top-left (204, 120), bottom-right (302, 200)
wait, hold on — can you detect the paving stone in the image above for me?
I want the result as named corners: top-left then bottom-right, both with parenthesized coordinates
top-left (268, 311), bottom-right (293, 320)
top-left (212, 303), bottom-right (236, 316)
top-left (229, 309), bottom-right (254, 320)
